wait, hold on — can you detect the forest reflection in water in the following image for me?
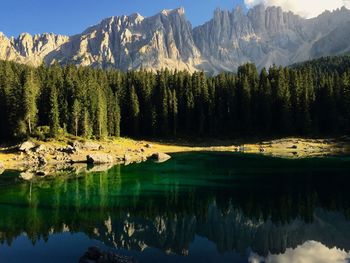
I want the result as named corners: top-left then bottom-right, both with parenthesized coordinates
top-left (0, 152), bottom-right (350, 262)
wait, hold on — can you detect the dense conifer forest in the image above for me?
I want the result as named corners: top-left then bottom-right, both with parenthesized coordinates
top-left (0, 56), bottom-right (349, 141)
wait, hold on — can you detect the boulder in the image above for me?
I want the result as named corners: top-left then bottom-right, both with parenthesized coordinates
top-left (61, 145), bottom-right (77, 154)
top-left (124, 154), bottom-right (132, 162)
top-left (19, 141), bottom-right (36, 152)
top-left (87, 154), bottom-right (113, 164)
top-left (20, 172), bottom-right (35, 180)
top-left (70, 141), bottom-right (83, 150)
top-left (145, 143), bottom-right (152, 148)
top-left (82, 142), bottom-right (102, 151)
top-left (33, 144), bottom-right (47, 153)
top-left (150, 152), bottom-right (171, 163)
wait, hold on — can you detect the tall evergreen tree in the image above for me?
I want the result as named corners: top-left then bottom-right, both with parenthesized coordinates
top-left (22, 69), bottom-right (39, 135)
top-left (128, 85), bottom-right (140, 136)
top-left (72, 99), bottom-right (81, 136)
top-left (49, 84), bottom-right (60, 138)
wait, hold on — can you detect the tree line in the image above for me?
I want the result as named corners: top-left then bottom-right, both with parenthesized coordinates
top-left (0, 57), bottom-right (349, 141)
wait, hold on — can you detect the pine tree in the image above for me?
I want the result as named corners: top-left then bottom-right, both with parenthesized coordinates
top-left (128, 85), bottom-right (140, 136)
top-left (96, 90), bottom-right (108, 138)
top-left (22, 69), bottom-right (39, 135)
top-left (81, 108), bottom-right (92, 139)
top-left (258, 68), bottom-right (272, 134)
top-left (72, 99), bottom-right (81, 136)
top-left (115, 95), bottom-right (121, 137)
top-left (49, 84), bottom-right (60, 138)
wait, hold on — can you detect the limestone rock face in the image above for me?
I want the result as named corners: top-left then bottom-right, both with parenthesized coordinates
top-left (0, 32), bottom-right (69, 66)
top-left (193, 5), bottom-right (350, 74)
top-left (1, 5), bottom-right (350, 73)
top-left (47, 7), bottom-right (201, 72)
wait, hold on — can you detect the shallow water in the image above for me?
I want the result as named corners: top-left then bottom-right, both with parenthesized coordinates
top-left (0, 152), bottom-right (350, 263)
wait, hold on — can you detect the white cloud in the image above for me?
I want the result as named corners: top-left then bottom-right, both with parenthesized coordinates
top-left (249, 241), bottom-right (350, 263)
top-left (244, 0), bottom-right (350, 18)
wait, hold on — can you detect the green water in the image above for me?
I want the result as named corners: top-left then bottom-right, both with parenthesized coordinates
top-left (0, 152), bottom-right (350, 263)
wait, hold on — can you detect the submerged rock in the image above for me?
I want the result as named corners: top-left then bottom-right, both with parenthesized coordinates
top-left (86, 163), bottom-right (113, 173)
top-left (79, 247), bottom-right (135, 263)
top-left (87, 154), bottom-right (113, 164)
top-left (151, 152), bottom-right (171, 163)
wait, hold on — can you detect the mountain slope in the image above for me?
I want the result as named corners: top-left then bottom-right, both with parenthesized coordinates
top-left (1, 5), bottom-right (350, 72)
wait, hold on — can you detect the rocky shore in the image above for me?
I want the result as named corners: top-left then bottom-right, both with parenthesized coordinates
top-left (0, 137), bottom-right (349, 178)
top-left (0, 138), bottom-right (174, 178)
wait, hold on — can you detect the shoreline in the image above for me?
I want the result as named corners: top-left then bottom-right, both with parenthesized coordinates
top-left (0, 137), bottom-right (350, 174)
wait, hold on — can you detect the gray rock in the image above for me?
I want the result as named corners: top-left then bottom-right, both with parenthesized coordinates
top-left (145, 144), bottom-right (152, 148)
top-left (151, 152), bottom-right (171, 163)
top-left (87, 154), bottom-right (113, 164)
top-left (18, 141), bottom-right (36, 152)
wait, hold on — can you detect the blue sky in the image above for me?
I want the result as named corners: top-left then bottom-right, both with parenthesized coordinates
top-left (0, 0), bottom-right (245, 37)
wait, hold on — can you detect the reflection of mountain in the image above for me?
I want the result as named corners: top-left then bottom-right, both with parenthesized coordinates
top-left (0, 153), bottom-right (350, 256)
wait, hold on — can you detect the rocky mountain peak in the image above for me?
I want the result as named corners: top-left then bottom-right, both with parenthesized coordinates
top-left (1, 5), bottom-right (350, 73)
top-left (161, 7), bottom-right (185, 17)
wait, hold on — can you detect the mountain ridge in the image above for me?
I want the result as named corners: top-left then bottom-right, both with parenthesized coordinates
top-left (1, 5), bottom-right (350, 73)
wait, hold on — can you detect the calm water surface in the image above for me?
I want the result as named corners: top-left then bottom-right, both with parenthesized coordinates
top-left (0, 152), bottom-right (350, 263)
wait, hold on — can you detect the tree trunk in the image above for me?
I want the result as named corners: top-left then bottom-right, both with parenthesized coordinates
top-left (28, 118), bottom-right (32, 134)
top-left (75, 117), bottom-right (78, 136)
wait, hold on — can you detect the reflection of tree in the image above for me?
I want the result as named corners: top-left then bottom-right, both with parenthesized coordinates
top-left (0, 154), bottom-right (350, 256)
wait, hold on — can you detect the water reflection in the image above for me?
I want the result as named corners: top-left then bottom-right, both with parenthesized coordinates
top-left (249, 241), bottom-right (350, 263)
top-left (0, 152), bottom-right (350, 261)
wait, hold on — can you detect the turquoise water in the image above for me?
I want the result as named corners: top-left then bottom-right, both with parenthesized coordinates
top-left (0, 152), bottom-right (350, 262)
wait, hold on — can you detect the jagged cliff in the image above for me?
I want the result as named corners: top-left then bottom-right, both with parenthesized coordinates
top-left (1, 5), bottom-right (350, 73)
